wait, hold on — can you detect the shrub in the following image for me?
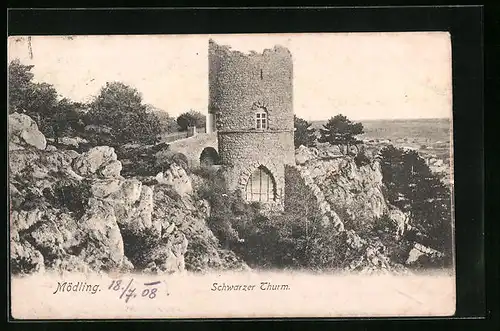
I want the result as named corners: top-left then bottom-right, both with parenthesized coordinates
top-left (155, 151), bottom-right (189, 173)
top-left (193, 163), bottom-right (350, 270)
top-left (18, 193), bottom-right (45, 211)
top-left (354, 151), bottom-right (371, 167)
top-left (191, 165), bottom-right (219, 181)
top-left (44, 179), bottom-right (92, 218)
top-left (372, 213), bottom-right (397, 234)
top-left (171, 153), bottom-right (189, 172)
top-left (120, 226), bottom-right (160, 270)
top-left (86, 82), bottom-right (162, 146)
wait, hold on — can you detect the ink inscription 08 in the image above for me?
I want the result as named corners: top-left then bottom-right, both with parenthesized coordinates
top-left (107, 279), bottom-right (162, 303)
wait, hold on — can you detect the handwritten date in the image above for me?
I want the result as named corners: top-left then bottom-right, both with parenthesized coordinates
top-left (108, 279), bottom-right (161, 303)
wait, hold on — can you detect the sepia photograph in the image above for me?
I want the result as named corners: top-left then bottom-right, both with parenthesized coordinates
top-left (8, 32), bottom-right (455, 319)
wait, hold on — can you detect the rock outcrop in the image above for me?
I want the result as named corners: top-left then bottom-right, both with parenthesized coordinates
top-left (295, 146), bottom-right (389, 231)
top-left (155, 164), bottom-right (193, 196)
top-left (341, 230), bottom-right (409, 275)
top-left (73, 146), bottom-right (122, 178)
top-left (286, 164), bottom-right (345, 231)
top-left (293, 145), bottom-right (412, 273)
top-left (9, 113), bottom-right (247, 275)
top-left (9, 112), bottom-right (47, 150)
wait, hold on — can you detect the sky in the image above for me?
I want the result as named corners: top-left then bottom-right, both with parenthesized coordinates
top-left (7, 32), bottom-right (452, 121)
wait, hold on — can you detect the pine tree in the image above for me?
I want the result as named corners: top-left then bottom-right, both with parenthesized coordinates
top-left (318, 114), bottom-right (364, 155)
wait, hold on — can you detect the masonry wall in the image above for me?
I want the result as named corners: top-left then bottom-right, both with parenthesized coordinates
top-left (218, 131), bottom-right (295, 205)
top-left (209, 39), bottom-right (294, 132)
top-left (209, 40), bottom-right (295, 208)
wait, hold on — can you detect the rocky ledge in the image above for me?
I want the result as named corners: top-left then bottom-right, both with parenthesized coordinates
top-left (9, 113), bottom-right (248, 275)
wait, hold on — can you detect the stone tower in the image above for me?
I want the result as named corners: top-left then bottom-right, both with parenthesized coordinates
top-left (208, 39), bottom-right (295, 210)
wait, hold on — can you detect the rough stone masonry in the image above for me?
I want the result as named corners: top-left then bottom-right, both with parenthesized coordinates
top-left (208, 39), bottom-right (295, 210)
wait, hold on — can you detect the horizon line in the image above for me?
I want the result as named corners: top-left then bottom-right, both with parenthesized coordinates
top-left (309, 117), bottom-right (451, 122)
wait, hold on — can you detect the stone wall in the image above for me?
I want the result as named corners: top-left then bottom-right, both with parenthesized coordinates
top-left (163, 132), bottom-right (218, 168)
top-left (209, 39), bottom-right (294, 131)
top-left (218, 131), bottom-right (294, 205)
top-left (208, 40), bottom-right (295, 207)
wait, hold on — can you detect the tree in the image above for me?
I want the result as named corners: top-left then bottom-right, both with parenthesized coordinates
top-left (176, 110), bottom-right (206, 131)
top-left (8, 59), bottom-right (84, 142)
top-left (48, 98), bottom-right (86, 144)
top-left (8, 59), bottom-right (36, 114)
top-left (87, 82), bottom-right (161, 145)
top-left (379, 145), bottom-right (453, 263)
top-left (146, 105), bottom-right (180, 133)
top-left (294, 116), bottom-right (316, 148)
top-left (8, 60), bottom-right (58, 124)
top-left (318, 114), bottom-right (364, 155)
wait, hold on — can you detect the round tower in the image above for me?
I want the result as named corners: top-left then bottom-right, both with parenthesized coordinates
top-left (208, 39), bottom-right (295, 210)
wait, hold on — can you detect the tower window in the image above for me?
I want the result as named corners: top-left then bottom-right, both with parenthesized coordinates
top-left (245, 166), bottom-right (275, 202)
top-left (255, 112), bottom-right (268, 130)
top-left (260, 69), bottom-right (263, 80)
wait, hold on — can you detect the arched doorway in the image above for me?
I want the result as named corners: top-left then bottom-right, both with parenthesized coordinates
top-left (244, 165), bottom-right (276, 202)
top-left (200, 147), bottom-right (220, 167)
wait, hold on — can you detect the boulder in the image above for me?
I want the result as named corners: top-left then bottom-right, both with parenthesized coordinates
top-left (116, 185), bottom-right (155, 233)
top-left (99, 160), bottom-right (122, 178)
top-left (295, 145), bottom-right (315, 165)
top-left (9, 112), bottom-right (47, 150)
top-left (91, 179), bottom-right (122, 199)
top-left (10, 208), bottom-right (85, 273)
top-left (143, 231), bottom-right (188, 274)
top-left (10, 240), bottom-right (45, 274)
top-left (59, 136), bottom-right (88, 148)
top-left (155, 163), bottom-right (193, 195)
top-left (388, 208), bottom-right (408, 236)
top-left (9, 142), bottom-right (24, 151)
top-left (108, 179), bottom-right (143, 204)
top-left (78, 198), bottom-right (124, 270)
top-left (72, 146), bottom-right (121, 178)
top-left (9, 149), bottom-right (40, 177)
top-left (11, 210), bottom-right (38, 233)
top-left (406, 247), bottom-right (425, 265)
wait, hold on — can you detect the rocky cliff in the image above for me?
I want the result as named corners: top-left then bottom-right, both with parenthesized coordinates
top-left (294, 145), bottom-right (407, 231)
top-left (9, 113), bottom-right (247, 275)
top-left (292, 145), bottom-right (411, 273)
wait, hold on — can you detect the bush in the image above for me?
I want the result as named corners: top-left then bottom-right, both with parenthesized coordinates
top-left (354, 151), bottom-right (371, 167)
top-left (116, 145), bottom-right (158, 177)
top-left (372, 213), bottom-right (397, 234)
top-left (191, 165), bottom-right (220, 181)
top-left (155, 151), bottom-right (189, 173)
top-left (87, 82), bottom-right (162, 146)
top-left (171, 153), bottom-right (189, 172)
top-left (43, 179), bottom-right (92, 218)
top-left (194, 164), bottom-right (350, 270)
top-left (120, 226), bottom-right (160, 269)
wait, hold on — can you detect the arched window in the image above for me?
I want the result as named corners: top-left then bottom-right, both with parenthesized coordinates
top-left (245, 166), bottom-right (275, 202)
top-left (255, 111), bottom-right (268, 130)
